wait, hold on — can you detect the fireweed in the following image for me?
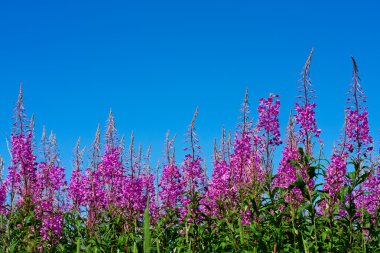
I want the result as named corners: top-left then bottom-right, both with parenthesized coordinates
top-left (275, 49), bottom-right (320, 206)
top-left (158, 132), bottom-right (183, 212)
top-left (1, 52), bottom-right (380, 252)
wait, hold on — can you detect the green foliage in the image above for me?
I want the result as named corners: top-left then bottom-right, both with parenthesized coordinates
top-left (143, 197), bottom-right (151, 253)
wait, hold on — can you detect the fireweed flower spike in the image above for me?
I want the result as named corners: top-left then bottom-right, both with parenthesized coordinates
top-left (275, 49), bottom-right (321, 204)
top-left (6, 85), bottom-right (37, 210)
top-left (68, 138), bottom-right (85, 212)
top-left (100, 110), bottom-right (124, 210)
top-left (0, 156), bottom-right (6, 213)
top-left (84, 124), bottom-right (102, 226)
top-left (274, 112), bottom-right (304, 204)
top-left (294, 48), bottom-right (321, 156)
top-left (319, 119), bottom-right (350, 216)
top-left (35, 130), bottom-right (67, 249)
top-left (344, 57), bottom-right (377, 216)
top-left (361, 164), bottom-right (380, 216)
top-left (207, 128), bottom-right (230, 216)
top-left (228, 90), bottom-right (263, 224)
top-left (321, 149), bottom-right (348, 216)
top-left (159, 132), bottom-right (183, 211)
top-left (230, 89), bottom-right (254, 189)
top-left (123, 132), bottom-right (148, 217)
top-left (256, 93), bottom-right (282, 178)
top-left (141, 145), bottom-right (159, 219)
top-left (345, 57), bottom-right (373, 158)
top-left (180, 107), bottom-right (205, 219)
top-left (182, 107), bottom-right (204, 192)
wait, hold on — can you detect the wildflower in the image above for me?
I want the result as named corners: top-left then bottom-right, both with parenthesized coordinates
top-left (324, 152), bottom-right (348, 199)
top-left (344, 57), bottom-right (373, 158)
top-left (68, 139), bottom-right (86, 211)
top-left (294, 48), bottom-right (321, 155)
top-left (179, 108), bottom-right (206, 219)
top-left (159, 173), bottom-right (180, 208)
top-left (5, 86), bottom-right (37, 209)
top-left (256, 93), bottom-right (281, 176)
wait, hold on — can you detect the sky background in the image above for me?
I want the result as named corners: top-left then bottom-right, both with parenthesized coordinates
top-left (0, 0), bottom-right (379, 178)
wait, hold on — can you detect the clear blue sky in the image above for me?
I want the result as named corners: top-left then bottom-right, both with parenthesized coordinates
top-left (0, 0), bottom-right (379, 177)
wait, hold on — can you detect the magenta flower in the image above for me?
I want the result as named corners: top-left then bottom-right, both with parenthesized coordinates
top-left (274, 115), bottom-right (313, 205)
top-left (273, 50), bottom-right (320, 204)
top-left (158, 132), bottom-right (183, 212)
top-left (274, 144), bottom-right (300, 190)
top-left (206, 160), bottom-right (230, 215)
top-left (179, 108), bottom-right (207, 219)
top-left (318, 150), bottom-right (348, 216)
top-left (143, 172), bottom-right (159, 218)
top-left (68, 166), bottom-right (84, 210)
top-left (34, 131), bottom-right (67, 248)
top-left (5, 86), bottom-right (37, 209)
top-left (323, 152), bottom-right (348, 199)
top-left (181, 155), bottom-right (204, 195)
top-left (0, 183), bottom-right (6, 213)
top-left (344, 57), bottom-right (373, 158)
top-left (159, 163), bottom-right (183, 210)
top-left (341, 57), bottom-right (375, 217)
top-left (229, 91), bottom-right (261, 187)
top-left (205, 128), bottom-right (231, 216)
top-left (345, 108), bottom-right (372, 156)
top-left (68, 139), bottom-right (86, 211)
top-left (217, 91), bottom-right (264, 224)
top-left (99, 144), bottom-right (124, 209)
top-left (230, 132), bottom-right (261, 190)
top-left (295, 102), bottom-right (321, 139)
top-left (294, 49), bottom-right (321, 155)
top-left (256, 94), bottom-right (282, 147)
top-left (360, 169), bottom-right (380, 216)
top-left (256, 93), bottom-right (282, 176)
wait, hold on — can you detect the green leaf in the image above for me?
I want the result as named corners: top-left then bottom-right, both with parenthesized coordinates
top-left (143, 197), bottom-right (151, 253)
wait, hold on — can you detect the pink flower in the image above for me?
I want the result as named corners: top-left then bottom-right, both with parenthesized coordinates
top-left (323, 152), bottom-right (348, 199)
top-left (294, 49), bottom-right (321, 155)
top-left (159, 164), bottom-right (183, 210)
top-left (256, 94), bottom-right (282, 147)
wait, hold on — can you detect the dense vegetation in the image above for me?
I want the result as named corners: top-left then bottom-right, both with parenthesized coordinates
top-left (1, 50), bottom-right (380, 252)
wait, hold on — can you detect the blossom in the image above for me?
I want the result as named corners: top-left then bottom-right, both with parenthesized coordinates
top-left (179, 108), bottom-right (207, 220)
top-left (344, 57), bottom-right (373, 158)
top-left (0, 183), bottom-right (6, 213)
top-left (273, 144), bottom-right (300, 189)
top-left (323, 152), bottom-right (348, 199)
top-left (318, 151), bottom-right (348, 216)
top-left (33, 131), bottom-right (67, 248)
top-left (360, 169), bottom-right (380, 215)
top-left (68, 140), bottom-right (86, 211)
top-left (345, 108), bottom-right (372, 155)
top-left (159, 163), bottom-right (183, 210)
top-left (5, 86), bottom-right (37, 208)
top-left (256, 94), bottom-right (282, 147)
top-left (294, 48), bottom-right (321, 155)
top-left (68, 165), bottom-right (84, 210)
top-left (295, 102), bottom-right (321, 139)
top-left (274, 115), bottom-right (313, 205)
top-left (181, 155), bottom-right (204, 194)
top-left (256, 94), bottom-right (282, 176)
top-left (206, 160), bottom-right (229, 211)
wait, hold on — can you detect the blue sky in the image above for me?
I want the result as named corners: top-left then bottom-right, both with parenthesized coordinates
top-left (0, 0), bottom-right (379, 177)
